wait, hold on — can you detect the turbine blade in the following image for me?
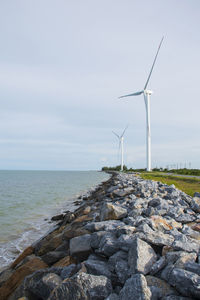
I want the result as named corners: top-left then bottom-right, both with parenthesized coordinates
top-left (112, 131), bottom-right (120, 139)
top-left (144, 36), bottom-right (164, 90)
top-left (119, 91), bottom-right (143, 98)
top-left (121, 124), bottom-right (129, 138)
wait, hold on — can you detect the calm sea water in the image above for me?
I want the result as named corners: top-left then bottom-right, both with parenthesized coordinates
top-left (0, 170), bottom-right (109, 270)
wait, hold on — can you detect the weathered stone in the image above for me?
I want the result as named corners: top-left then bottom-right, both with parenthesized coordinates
top-left (84, 256), bottom-right (112, 278)
top-left (60, 264), bottom-right (80, 279)
top-left (0, 269), bottom-right (13, 288)
top-left (48, 278), bottom-right (88, 300)
top-left (11, 246), bottom-right (34, 269)
top-left (62, 225), bottom-right (90, 240)
top-left (128, 238), bottom-right (157, 275)
top-left (34, 232), bottom-right (63, 256)
top-left (172, 234), bottom-right (200, 253)
top-left (115, 225), bottom-right (136, 236)
top-left (191, 197), bottom-right (200, 213)
top-left (160, 264), bottom-right (174, 282)
top-left (62, 212), bottom-right (75, 225)
top-left (119, 274), bottom-right (151, 300)
top-left (191, 223), bottom-right (200, 232)
top-left (74, 272), bottom-right (112, 300)
top-left (105, 294), bottom-right (119, 300)
top-left (168, 268), bottom-right (200, 298)
top-left (113, 187), bottom-right (133, 197)
top-left (184, 262), bottom-right (200, 276)
top-left (90, 231), bottom-right (107, 249)
top-left (115, 259), bottom-right (129, 284)
top-left (146, 275), bottom-right (178, 298)
top-left (51, 214), bottom-right (64, 221)
top-left (108, 250), bottom-right (127, 272)
top-left (42, 251), bottom-right (67, 265)
top-left (25, 272), bottom-right (62, 299)
top-left (85, 220), bottom-right (124, 232)
top-left (174, 252), bottom-right (197, 268)
top-left (52, 255), bottom-right (76, 267)
top-left (97, 232), bottom-right (119, 257)
top-left (175, 214), bottom-right (196, 223)
top-left (100, 203), bottom-right (127, 221)
top-left (141, 231), bottom-right (174, 247)
top-left (150, 256), bottom-right (167, 275)
top-left (117, 234), bottom-right (136, 252)
top-left (0, 256), bottom-right (47, 300)
top-left (70, 234), bottom-right (92, 260)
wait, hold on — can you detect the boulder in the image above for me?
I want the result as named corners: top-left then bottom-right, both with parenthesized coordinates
top-left (119, 274), bottom-right (151, 300)
top-left (34, 232), bottom-right (63, 256)
top-left (52, 255), bottom-right (76, 267)
top-left (191, 197), bottom-right (200, 213)
top-left (84, 256), bottom-right (112, 278)
top-left (74, 272), bottom-right (112, 300)
top-left (150, 256), bottom-right (167, 275)
top-left (100, 203), bottom-right (127, 221)
top-left (168, 268), bottom-right (200, 298)
top-left (11, 246), bottom-right (34, 269)
top-left (146, 275), bottom-right (178, 298)
top-left (128, 238), bottom-right (157, 275)
top-left (70, 234), bottom-right (92, 260)
top-left (97, 232), bottom-right (119, 257)
top-left (105, 294), bottom-right (119, 300)
top-left (0, 256), bottom-right (47, 300)
top-left (42, 251), bottom-right (67, 266)
top-left (48, 278), bottom-right (88, 300)
top-left (85, 220), bottom-right (124, 233)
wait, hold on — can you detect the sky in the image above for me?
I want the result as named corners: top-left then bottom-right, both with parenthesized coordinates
top-left (0, 0), bottom-right (200, 170)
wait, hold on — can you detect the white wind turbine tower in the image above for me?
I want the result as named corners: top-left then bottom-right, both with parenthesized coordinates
top-left (119, 37), bottom-right (164, 172)
top-left (112, 125), bottom-right (128, 172)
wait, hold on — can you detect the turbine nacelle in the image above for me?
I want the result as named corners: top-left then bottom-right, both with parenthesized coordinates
top-left (144, 89), bottom-right (153, 95)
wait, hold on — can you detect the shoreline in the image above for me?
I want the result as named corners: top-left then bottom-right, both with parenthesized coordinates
top-left (0, 171), bottom-right (110, 272)
top-left (1, 172), bottom-right (200, 299)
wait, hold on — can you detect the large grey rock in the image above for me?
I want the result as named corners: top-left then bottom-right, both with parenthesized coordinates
top-left (84, 256), bottom-right (112, 278)
top-left (172, 234), bottom-right (200, 253)
top-left (191, 197), bottom-right (200, 213)
top-left (85, 220), bottom-right (124, 232)
top-left (42, 251), bottom-right (66, 265)
top-left (91, 231), bottom-right (107, 249)
top-left (113, 187), bottom-right (133, 197)
top-left (128, 238), bottom-right (157, 275)
top-left (141, 231), bottom-right (174, 247)
top-left (105, 294), bottom-right (119, 300)
top-left (12, 270), bottom-right (62, 300)
top-left (70, 234), bottom-right (92, 259)
top-left (118, 234), bottom-right (136, 252)
top-left (168, 268), bottom-right (200, 298)
top-left (184, 262), bottom-right (200, 276)
top-left (74, 272), bottom-right (112, 300)
top-left (108, 251), bottom-right (127, 272)
top-left (60, 264), bottom-right (80, 279)
top-left (97, 232), bottom-right (119, 257)
top-left (115, 259), bottom-right (129, 284)
top-left (175, 214), bottom-right (196, 223)
top-left (119, 274), bottom-right (151, 300)
top-left (48, 278), bottom-right (88, 300)
top-left (100, 202), bottom-right (127, 221)
top-left (150, 256), bottom-right (167, 275)
top-left (146, 275), bottom-right (178, 298)
top-left (115, 225), bottom-right (136, 237)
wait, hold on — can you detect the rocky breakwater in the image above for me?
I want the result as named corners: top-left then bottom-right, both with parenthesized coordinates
top-left (1, 173), bottom-right (200, 299)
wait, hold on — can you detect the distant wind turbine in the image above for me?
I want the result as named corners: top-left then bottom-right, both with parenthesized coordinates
top-left (112, 125), bottom-right (128, 171)
top-left (119, 37), bottom-right (164, 171)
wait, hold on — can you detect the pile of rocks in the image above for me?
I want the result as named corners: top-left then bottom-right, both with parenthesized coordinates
top-left (1, 172), bottom-right (200, 299)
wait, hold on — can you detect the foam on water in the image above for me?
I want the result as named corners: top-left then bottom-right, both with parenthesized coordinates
top-left (0, 170), bottom-right (109, 271)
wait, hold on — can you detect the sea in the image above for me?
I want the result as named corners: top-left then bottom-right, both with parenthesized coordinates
top-left (0, 170), bottom-right (110, 271)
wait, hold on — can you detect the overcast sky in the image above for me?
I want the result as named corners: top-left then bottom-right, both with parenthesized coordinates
top-left (0, 0), bottom-right (199, 170)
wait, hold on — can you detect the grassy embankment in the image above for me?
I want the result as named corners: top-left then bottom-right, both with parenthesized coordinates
top-left (140, 173), bottom-right (200, 197)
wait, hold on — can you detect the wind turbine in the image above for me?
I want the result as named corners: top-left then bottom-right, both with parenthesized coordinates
top-left (119, 37), bottom-right (164, 172)
top-left (112, 125), bottom-right (128, 171)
